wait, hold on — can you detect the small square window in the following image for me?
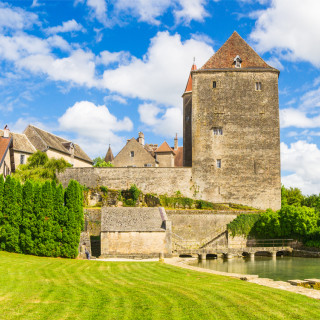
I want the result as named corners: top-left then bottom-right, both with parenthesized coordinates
top-left (130, 151), bottom-right (134, 157)
top-left (144, 163), bottom-right (152, 167)
top-left (255, 82), bottom-right (262, 91)
top-left (216, 159), bottom-right (221, 168)
top-left (212, 81), bottom-right (216, 88)
top-left (213, 127), bottom-right (223, 135)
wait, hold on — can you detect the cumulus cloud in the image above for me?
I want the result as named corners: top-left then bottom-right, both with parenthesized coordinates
top-left (250, 0), bottom-right (320, 67)
top-left (0, 3), bottom-right (39, 31)
top-left (281, 141), bottom-right (320, 195)
top-left (46, 19), bottom-right (85, 34)
top-left (138, 103), bottom-right (182, 138)
top-left (280, 108), bottom-right (320, 129)
top-left (17, 49), bottom-right (98, 88)
top-left (79, 0), bottom-right (211, 26)
top-left (102, 31), bottom-right (214, 108)
top-left (58, 101), bottom-right (133, 156)
top-left (96, 50), bottom-right (131, 66)
top-left (87, 0), bottom-right (108, 25)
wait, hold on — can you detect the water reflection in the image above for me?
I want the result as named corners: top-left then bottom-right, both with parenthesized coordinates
top-left (190, 256), bottom-right (320, 281)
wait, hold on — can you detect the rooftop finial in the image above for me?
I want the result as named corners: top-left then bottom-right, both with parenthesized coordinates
top-left (193, 57), bottom-right (195, 64)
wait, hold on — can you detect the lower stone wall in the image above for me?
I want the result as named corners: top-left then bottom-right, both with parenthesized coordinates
top-left (101, 231), bottom-right (167, 256)
top-left (167, 211), bottom-right (238, 243)
top-left (58, 167), bottom-right (193, 197)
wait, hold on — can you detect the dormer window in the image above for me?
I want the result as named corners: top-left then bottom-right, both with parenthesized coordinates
top-left (234, 55), bottom-right (242, 68)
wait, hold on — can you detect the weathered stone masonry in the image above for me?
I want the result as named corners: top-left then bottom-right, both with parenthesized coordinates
top-left (58, 167), bottom-right (194, 197)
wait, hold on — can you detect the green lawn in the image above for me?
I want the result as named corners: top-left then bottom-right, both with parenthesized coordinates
top-left (0, 252), bottom-right (319, 320)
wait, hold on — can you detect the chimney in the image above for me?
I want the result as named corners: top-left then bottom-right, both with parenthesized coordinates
top-left (138, 132), bottom-right (145, 145)
top-left (174, 133), bottom-right (178, 150)
top-left (3, 125), bottom-right (10, 138)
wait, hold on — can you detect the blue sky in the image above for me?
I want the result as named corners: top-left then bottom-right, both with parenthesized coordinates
top-left (1, 0), bottom-right (320, 194)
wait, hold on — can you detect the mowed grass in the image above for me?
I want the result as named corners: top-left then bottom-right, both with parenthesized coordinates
top-left (0, 252), bottom-right (320, 320)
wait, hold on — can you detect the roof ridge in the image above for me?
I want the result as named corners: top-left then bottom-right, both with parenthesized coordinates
top-left (201, 31), bottom-right (275, 70)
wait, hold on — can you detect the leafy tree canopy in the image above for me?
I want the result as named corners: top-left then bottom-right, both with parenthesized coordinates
top-left (93, 157), bottom-right (114, 167)
top-left (13, 151), bottom-right (72, 183)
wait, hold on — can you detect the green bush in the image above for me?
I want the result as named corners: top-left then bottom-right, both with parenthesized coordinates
top-left (227, 214), bottom-right (261, 237)
top-left (0, 175), bottom-right (83, 259)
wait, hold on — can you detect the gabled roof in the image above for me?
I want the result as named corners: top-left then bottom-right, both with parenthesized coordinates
top-left (0, 130), bottom-right (36, 154)
top-left (0, 137), bottom-right (13, 168)
top-left (184, 63), bottom-right (197, 93)
top-left (155, 141), bottom-right (176, 154)
top-left (24, 125), bottom-right (92, 163)
top-left (174, 147), bottom-right (183, 167)
top-left (201, 31), bottom-right (275, 70)
top-left (104, 145), bottom-right (114, 162)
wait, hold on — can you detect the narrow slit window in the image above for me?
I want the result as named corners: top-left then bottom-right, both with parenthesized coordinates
top-left (130, 151), bottom-right (134, 157)
top-left (213, 127), bottom-right (223, 135)
top-left (217, 159), bottom-right (221, 168)
top-left (255, 82), bottom-right (262, 91)
top-left (212, 81), bottom-right (216, 88)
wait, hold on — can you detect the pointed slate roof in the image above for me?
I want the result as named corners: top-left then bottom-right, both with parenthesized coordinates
top-left (104, 145), bottom-right (114, 162)
top-left (201, 31), bottom-right (274, 70)
top-left (184, 63), bottom-right (197, 93)
top-left (155, 141), bottom-right (176, 154)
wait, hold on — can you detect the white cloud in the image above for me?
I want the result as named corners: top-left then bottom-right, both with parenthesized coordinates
top-left (31, 0), bottom-right (42, 8)
top-left (0, 3), bottom-right (39, 31)
top-left (97, 50), bottom-right (131, 66)
top-left (104, 95), bottom-right (127, 104)
top-left (87, 0), bottom-right (108, 25)
top-left (265, 57), bottom-right (284, 70)
top-left (281, 141), bottom-right (320, 195)
top-left (8, 117), bottom-right (46, 133)
top-left (250, 0), bottom-right (320, 67)
top-left (102, 31), bottom-right (214, 108)
top-left (46, 19), bottom-right (85, 35)
top-left (174, 0), bottom-right (209, 25)
top-left (138, 103), bottom-right (182, 138)
top-left (17, 49), bottom-right (98, 88)
top-left (46, 35), bottom-right (72, 52)
top-left (280, 108), bottom-right (320, 129)
top-left (58, 101), bottom-right (133, 156)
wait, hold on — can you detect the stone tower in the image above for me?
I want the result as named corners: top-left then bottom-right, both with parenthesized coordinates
top-left (182, 63), bottom-right (197, 167)
top-left (184, 31), bottom-right (281, 210)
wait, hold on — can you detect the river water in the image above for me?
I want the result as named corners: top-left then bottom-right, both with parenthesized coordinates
top-left (189, 256), bottom-right (320, 281)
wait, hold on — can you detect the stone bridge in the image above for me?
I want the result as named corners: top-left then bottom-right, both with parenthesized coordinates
top-left (172, 232), bottom-right (294, 260)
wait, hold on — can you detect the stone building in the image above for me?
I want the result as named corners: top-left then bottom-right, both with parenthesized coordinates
top-left (100, 207), bottom-right (171, 257)
top-left (184, 31), bottom-right (281, 209)
top-left (24, 125), bottom-right (92, 167)
top-left (59, 31), bottom-right (281, 210)
top-left (1, 125), bottom-right (92, 168)
top-left (0, 127), bottom-right (14, 177)
top-left (112, 132), bottom-right (183, 167)
top-left (0, 126), bottom-right (36, 167)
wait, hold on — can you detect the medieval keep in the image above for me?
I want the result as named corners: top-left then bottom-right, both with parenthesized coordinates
top-left (183, 31), bottom-right (281, 210)
top-left (60, 31), bottom-right (281, 211)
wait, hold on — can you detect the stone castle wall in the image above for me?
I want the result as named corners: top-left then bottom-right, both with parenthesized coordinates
top-left (167, 211), bottom-right (237, 243)
top-left (58, 167), bottom-right (194, 197)
top-left (191, 69), bottom-right (281, 210)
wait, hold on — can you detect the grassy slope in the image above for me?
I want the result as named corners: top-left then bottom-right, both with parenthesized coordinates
top-left (0, 252), bottom-right (319, 320)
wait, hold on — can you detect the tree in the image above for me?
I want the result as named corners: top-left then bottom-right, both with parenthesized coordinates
top-left (281, 186), bottom-right (304, 207)
top-left (13, 151), bottom-right (72, 183)
top-left (93, 157), bottom-right (114, 167)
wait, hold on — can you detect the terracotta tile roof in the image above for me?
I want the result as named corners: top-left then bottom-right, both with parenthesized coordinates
top-left (184, 63), bottom-right (197, 93)
top-left (201, 31), bottom-right (274, 70)
top-left (155, 141), bottom-right (176, 154)
top-left (174, 147), bottom-right (183, 167)
top-left (0, 130), bottom-right (36, 154)
top-left (0, 137), bottom-right (12, 167)
top-left (24, 125), bottom-right (92, 163)
top-left (104, 145), bottom-right (114, 162)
